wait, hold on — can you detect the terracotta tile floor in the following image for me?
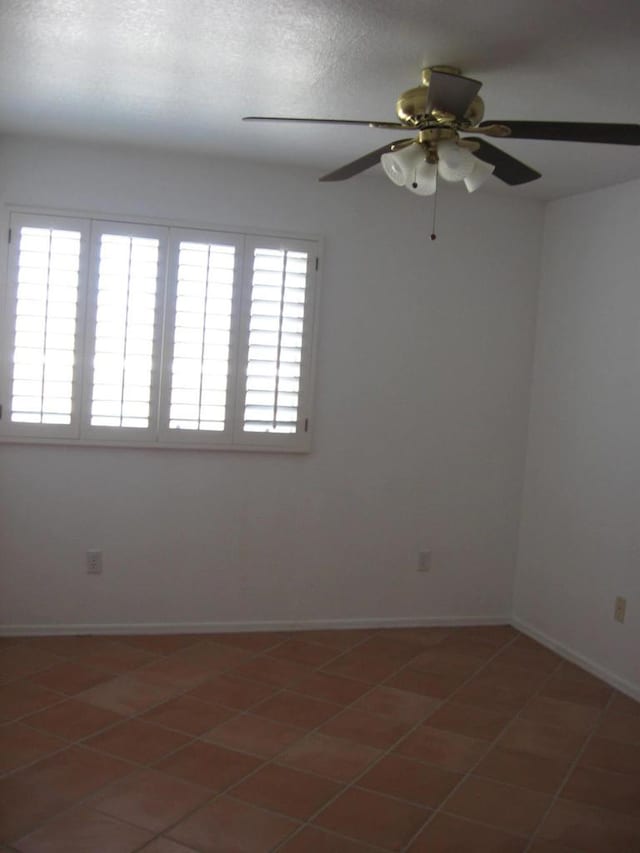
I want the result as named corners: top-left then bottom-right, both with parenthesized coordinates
top-left (0, 626), bottom-right (638, 852)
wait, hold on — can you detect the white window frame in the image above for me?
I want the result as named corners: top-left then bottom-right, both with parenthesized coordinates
top-left (0, 208), bottom-right (321, 452)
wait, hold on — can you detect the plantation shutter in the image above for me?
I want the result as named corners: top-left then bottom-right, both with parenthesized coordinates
top-left (157, 230), bottom-right (242, 444)
top-left (82, 222), bottom-right (166, 440)
top-left (234, 237), bottom-right (317, 449)
top-left (1, 212), bottom-right (320, 452)
top-left (2, 214), bottom-right (89, 437)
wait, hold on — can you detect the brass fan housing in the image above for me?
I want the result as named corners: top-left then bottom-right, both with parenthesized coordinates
top-left (396, 66), bottom-right (485, 129)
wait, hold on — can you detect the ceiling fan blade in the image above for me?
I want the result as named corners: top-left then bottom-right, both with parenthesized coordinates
top-left (243, 116), bottom-right (404, 130)
top-left (481, 120), bottom-right (640, 145)
top-left (319, 139), bottom-right (413, 182)
top-left (465, 138), bottom-right (541, 185)
top-left (428, 70), bottom-right (482, 118)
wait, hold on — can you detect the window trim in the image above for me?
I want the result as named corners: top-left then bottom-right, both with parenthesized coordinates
top-left (0, 206), bottom-right (322, 453)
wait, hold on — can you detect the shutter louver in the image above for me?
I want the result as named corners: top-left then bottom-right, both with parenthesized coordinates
top-left (90, 234), bottom-right (160, 428)
top-left (243, 248), bottom-right (308, 434)
top-left (168, 241), bottom-right (235, 431)
top-left (10, 226), bottom-right (81, 425)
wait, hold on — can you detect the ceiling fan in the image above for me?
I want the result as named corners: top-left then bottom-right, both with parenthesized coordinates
top-left (244, 66), bottom-right (640, 195)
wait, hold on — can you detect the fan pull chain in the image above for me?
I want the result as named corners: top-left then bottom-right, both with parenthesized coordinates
top-left (430, 171), bottom-right (439, 241)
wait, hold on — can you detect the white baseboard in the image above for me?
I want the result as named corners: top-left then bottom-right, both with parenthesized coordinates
top-left (0, 614), bottom-right (511, 637)
top-left (512, 616), bottom-right (640, 702)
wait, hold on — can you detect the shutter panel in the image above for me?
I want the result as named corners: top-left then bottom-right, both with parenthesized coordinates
top-left (83, 222), bottom-right (166, 439)
top-left (234, 238), bottom-right (317, 449)
top-left (168, 240), bottom-right (236, 432)
top-left (3, 214), bottom-right (87, 436)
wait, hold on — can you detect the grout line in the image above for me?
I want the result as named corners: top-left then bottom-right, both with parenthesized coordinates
top-left (521, 689), bottom-right (617, 853)
top-left (397, 631), bottom-right (533, 851)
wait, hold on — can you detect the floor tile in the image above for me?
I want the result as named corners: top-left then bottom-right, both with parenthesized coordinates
top-left (426, 700), bottom-right (511, 741)
top-left (155, 741), bottom-right (260, 790)
top-left (134, 657), bottom-right (213, 690)
top-left (445, 775), bottom-right (552, 835)
top-left (251, 690), bottom-right (341, 730)
top-left (561, 764), bottom-right (640, 814)
top-left (269, 639), bottom-right (342, 668)
top-left (85, 719), bottom-right (190, 764)
top-left (319, 707), bottom-right (412, 749)
top-left (352, 685), bottom-right (437, 723)
top-left (454, 625), bottom-right (520, 647)
top-left (28, 662), bottom-right (113, 695)
top-left (579, 734), bottom-right (640, 774)
top-left (492, 645), bottom-right (562, 673)
top-left (321, 649), bottom-right (407, 684)
top-left (609, 691), bottom-right (640, 716)
top-left (395, 724), bottom-right (489, 772)
top-left (0, 747), bottom-right (132, 842)
top-left (175, 641), bottom-right (249, 671)
top-left (0, 646), bottom-right (63, 684)
top-left (373, 627), bottom-right (451, 648)
top-left (519, 696), bottom-right (601, 734)
top-left (81, 676), bottom-right (177, 715)
top-left (278, 825), bottom-right (379, 852)
top-left (293, 629), bottom-right (373, 650)
top-left (138, 839), bottom-right (200, 853)
top-left (74, 643), bottom-right (157, 674)
top-left (358, 754), bottom-right (462, 807)
top-left (231, 655), bottom-right (312, 688)
top-left (25, 698), bottom-right (123, 741)
top-left (386, 668), bottom-right (466, 699)
top-left (117, 634), bottom-right (201, 656)
top-left (142, 694), bottom-right (233, 735)
top-left (231, 762), bottom-right (341, 819)
top-left (188, 673), bottom-right (275, 709)
top-left (0, 681), bottom-right (63, 724)
top-left (453, 675), bottom-right (535, 716)
top-left (91, 768), bottom-right (211, 832)
top-left (539, 675), bottom-right (612, 708)
top-left (525, 841), bottom-right (579, 853)
top-left (475, 745), bottom-right (572, 793)
top-left (0, 723), bottom-right (65, 773)
top-left (537, 797), bottom-right (640, 852)
top-left (208, 631), bottom-right (291, 653)
top-left (596, 708), bottom-right (640, 745)
top-left (357, 635), bottom-right (424, 663)
top-left (314, 786), bottom-right (430, 850)
top-left (12, 805), bottom-right (153, 852)
top-left (479, 662), bottom-right (549, 691)
top-left (496, 718), bottom-right (586, 760)
top-left (168, 795), bottom-right (298, 853)
top-left (407, 812), bottom-right (527, 852)
top-left (408, 647), bottom-right (481, 678)
top-left (427, 635), bottom-right (497, 662)
top-left (288, 671), bottom-right (369, 705)
top-left (203, 713), bottom-right (305, 758)
top-left (278, 733), bottom-right (381, 781)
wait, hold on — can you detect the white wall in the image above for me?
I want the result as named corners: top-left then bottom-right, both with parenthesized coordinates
top-left (0, 135), bottom-right (543, 631)
top-left (515, 179), bottom-right (640, 695)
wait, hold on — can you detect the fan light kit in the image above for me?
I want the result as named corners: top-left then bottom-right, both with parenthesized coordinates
top-left (244, 65), bottom-right (640, 235)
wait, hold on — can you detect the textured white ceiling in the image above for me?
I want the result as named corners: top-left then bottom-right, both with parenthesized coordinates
top-left (1, 0), bottom-right (639, 200)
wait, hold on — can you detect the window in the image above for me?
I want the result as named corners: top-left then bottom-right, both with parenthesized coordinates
top-left (1, 212), bottom-right (319, 451)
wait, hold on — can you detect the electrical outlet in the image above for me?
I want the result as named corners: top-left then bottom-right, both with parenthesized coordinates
top-left (86, 550), bottom-right (102, 575)
top-left (417, 551), bottom-right (432, 572)
top-left (614, 596), bottom-right (626, 624)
